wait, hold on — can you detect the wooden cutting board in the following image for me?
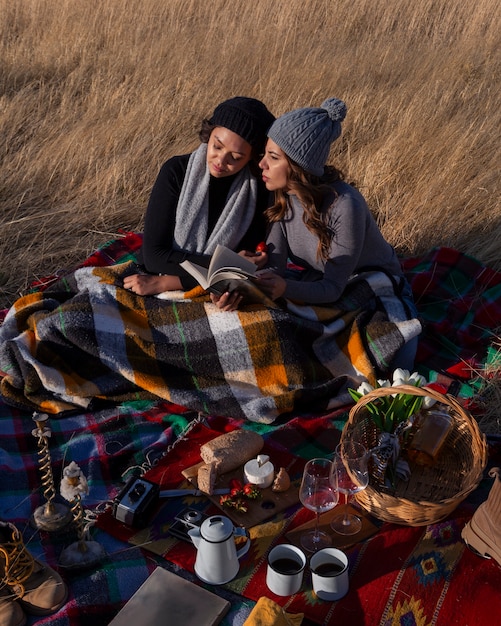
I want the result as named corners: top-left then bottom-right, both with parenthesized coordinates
top-left (285, 503), bottom-right (380, 550)
top-left (182, 456), bottom-right (303, 528)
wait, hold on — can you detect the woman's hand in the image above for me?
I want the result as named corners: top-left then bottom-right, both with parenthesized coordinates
top-left (239, 249), bottom-right (269, 270)
top-left (123, 273), bottom-right (182, 296)
top-left (255, 272), bottom-right (286, 300)
top-left (210, 290), bottom-right (244, 311)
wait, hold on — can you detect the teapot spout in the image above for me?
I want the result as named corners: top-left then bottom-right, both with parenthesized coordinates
top-left (187, 526), bottom-right (201, 549)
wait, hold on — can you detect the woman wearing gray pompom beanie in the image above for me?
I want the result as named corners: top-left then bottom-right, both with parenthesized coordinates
top-left (253, 97), bottom-right (420, 372)
top-left (267, 97), bottom-right (347, 177)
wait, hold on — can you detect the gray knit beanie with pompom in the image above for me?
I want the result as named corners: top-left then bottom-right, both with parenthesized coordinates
top-left (267, 98), bottom-right (347, 176)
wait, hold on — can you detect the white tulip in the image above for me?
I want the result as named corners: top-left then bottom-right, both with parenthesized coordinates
top-left (408, 372), bottom-right (427, 387)
top-left (392, 368), bottom-right (428, 388)
top-left (357, 381), bottom-right (375, 395)
top-left (392, 368), bottom-right (410, 386)
top-left (423, 395), bottom-right (438, 409)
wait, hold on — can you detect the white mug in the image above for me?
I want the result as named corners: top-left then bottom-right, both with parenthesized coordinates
top-left (310, 547), bottom-right (349, 601)
top-left (266, 544), bottom-right (306, 596)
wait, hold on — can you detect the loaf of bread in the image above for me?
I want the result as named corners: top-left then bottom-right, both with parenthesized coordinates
top-left (197, 462), bottom-right (217, 495)
top-left (200, 430), bottom-right (264, 475)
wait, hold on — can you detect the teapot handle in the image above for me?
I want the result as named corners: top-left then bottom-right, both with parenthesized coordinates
top-left (234, 527), bottom-right (251, 560)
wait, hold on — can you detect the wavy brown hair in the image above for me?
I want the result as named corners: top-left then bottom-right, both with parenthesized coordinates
top-left (264, 157), bottom-right (344, 262)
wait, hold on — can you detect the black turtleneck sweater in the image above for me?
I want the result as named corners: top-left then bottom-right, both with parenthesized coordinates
top-left (137, 154), bottom-right (269, 290)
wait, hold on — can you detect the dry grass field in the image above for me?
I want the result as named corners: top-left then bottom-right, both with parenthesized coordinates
top-left (1, 0), bottom-right (500, 309)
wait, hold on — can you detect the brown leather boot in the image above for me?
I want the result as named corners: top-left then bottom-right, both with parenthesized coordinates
top-left (0, 588), bottom-right (25, 626)
top-left (462, 467), bottom-right (501, 566)
top-left (0, 522), bottom-right (68, 617)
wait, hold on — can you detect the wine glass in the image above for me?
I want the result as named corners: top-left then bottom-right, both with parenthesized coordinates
top-left (330, 440), bottom-right (369, 535)
top-left (298, 458), bottom-right (339, 552)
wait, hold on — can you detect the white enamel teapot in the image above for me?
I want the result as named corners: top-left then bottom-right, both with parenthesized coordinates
top-left (188, 514), bottom-right (250, 585)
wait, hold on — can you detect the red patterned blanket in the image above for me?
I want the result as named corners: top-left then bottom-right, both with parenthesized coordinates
top-left (1, 233), bottom-right (501, 625)
top-left (96, 419), bottom-right (501, 626)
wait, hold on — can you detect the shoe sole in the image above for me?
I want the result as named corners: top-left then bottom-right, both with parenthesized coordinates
top-left (19, 585), bottom-right (69, 617)
top-left (462, 520), bottom-right (501, 567)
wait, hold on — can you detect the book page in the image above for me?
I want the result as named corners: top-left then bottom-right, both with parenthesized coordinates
top-left (209, 267), bottom-right (255, 284)
top-left (180, 261), bottom-right (253, 290)
top-left (208, 245), bottom-right (257, 277)
top-left (179, 260), bottom-right (211, 289)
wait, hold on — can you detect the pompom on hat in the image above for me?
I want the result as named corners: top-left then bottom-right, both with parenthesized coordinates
top-left (267, 97), bottom-right (347, 176)
top-left (210, 96), bottom-right (275, 153)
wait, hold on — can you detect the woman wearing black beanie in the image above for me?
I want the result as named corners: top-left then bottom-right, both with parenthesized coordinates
top-left (123, 97), bottom-right (275, 296)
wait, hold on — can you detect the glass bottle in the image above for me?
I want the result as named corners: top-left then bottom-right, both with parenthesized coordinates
top-left (407, 409), bottom-right (453, 466)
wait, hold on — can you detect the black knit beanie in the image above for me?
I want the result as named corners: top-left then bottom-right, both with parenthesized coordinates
top-left (210, 97), bottom-right (275, 152)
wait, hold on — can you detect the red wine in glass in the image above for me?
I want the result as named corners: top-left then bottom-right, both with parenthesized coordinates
top-left (299, 458), bottom-right (339, 552)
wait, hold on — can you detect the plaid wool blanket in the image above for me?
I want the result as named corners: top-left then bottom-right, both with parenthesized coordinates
top-left (0, 259), bottom-right (420, 423)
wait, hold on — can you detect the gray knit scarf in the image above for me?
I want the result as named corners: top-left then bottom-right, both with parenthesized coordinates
top-left (173, 143), bottom-right (258, 254)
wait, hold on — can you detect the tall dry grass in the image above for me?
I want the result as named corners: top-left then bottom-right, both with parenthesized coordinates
top-left (1, 0), bottom-right (500, 308)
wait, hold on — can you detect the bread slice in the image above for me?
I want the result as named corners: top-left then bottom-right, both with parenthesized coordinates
top-left (197, 462), bottom-right (217, 495)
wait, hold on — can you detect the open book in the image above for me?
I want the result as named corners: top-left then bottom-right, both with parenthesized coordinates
top-left (180, 244), bottom-right (277, 307)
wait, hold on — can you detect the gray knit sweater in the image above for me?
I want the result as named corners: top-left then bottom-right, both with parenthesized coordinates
top-left (266, 180), bottom-right (402, 304)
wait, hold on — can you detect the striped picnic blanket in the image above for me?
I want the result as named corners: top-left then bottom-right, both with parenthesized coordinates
top-left (0, 256), bottom-right (420, 423)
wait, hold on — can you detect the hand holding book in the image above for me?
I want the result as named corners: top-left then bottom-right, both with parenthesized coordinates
top-left (253, 271), bottom-right (287, 302)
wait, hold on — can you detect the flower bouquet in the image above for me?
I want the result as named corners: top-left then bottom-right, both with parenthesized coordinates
top-left (348, 369), bottom-right (437, 488)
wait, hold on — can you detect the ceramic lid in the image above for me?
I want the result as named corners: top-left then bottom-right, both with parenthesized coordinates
top-left (200, 515), bottom-right (234, 542)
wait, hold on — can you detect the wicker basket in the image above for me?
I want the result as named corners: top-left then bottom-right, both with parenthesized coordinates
top-left (341, 384), bottom-right (488, 526)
